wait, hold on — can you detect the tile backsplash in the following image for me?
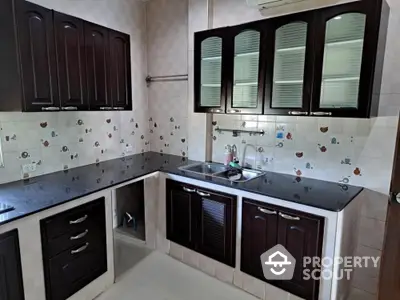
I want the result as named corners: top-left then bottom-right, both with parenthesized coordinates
top-left (0, 111), bottom-right (149, 184)
top-left (212, 114), bottom-right (397, 194)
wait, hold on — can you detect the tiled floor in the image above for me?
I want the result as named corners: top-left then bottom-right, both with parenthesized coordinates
top-left (98, 237), bottom-right (258, 300)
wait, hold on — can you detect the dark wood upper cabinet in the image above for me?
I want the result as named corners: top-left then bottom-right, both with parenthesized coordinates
top-left (54, 12), bottom-right (88, 111)
top-left (85, 22), bottom-right (111, 110)
top-left (0, 0), bottom-right (132, 112)
top-left (17, 0), bottom-right (59, 112)
top-left (311, 0), bottom-right (388, 117)
top-left (109, 30), bottom-right (132, 110)
top-left (264, 12), bottom-right (315, 116)
top-left (0, 230), bottom-right (25, 300)
top-left (225, 23), bottom-right (265, 115)
top-left (241, 198), bottom-right (324, 300)
top-left (166, 179), bottom-right (236, 267)
top-left (194, 28), bottom-right (228, 113)
top-left (193, 0), bottom-right (388, 118)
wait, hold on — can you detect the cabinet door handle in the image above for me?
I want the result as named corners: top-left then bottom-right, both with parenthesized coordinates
top-left (71, 242), bottom-right (89, 254)
top-left (210, 109), bottom-right (222, 113)
top-left (311, 112), bottom-right (332, 116)
top-left (70, 229), bottom-right (89, 240)
top-left (183, 187), bottom-right (196, 193)
top-left (196, 190), bottom-right (211, 197)
top-left (288, 111), bottom-right (308, 116)
top-left (100, 107), bottom-right (113, 110)
top-left (62, 106), bottom-right (78, 111)
top-left (69, 214), bottom-right (88, 225)
top-left (279, 212), bottom-right (300, 221)
top-left (227, 109), bottom-right (241, 113)
top-left (258, 207), bottom-right (277, 215)
top-left (113, 107), bottom-right (125, 110)
top-left (42, 107), bottom-right (60, 111)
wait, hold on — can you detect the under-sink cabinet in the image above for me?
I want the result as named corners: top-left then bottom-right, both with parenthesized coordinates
top-left (0, 229), bottom-right (25, 300)
top-left (194, 0), bottom-right (389, 118)
top-left (40, 198), bottom-right (107, 300)
top-left (241, 198), bottom-right (324, 300)
top-left (166, 179), bottom-right (237, 267)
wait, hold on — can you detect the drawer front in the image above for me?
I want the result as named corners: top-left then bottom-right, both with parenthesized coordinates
top-left (47, 240), bottom-right (107, 300)
top-left (42, 198), bottom-right (104, 240)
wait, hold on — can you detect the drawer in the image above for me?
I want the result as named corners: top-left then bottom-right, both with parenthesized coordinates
top-left (42, 198), bottom-right (105, 240)
top-left (45, 220), bottom-right (105, 258)
top-left (47, 240), bottom-right (107, 300)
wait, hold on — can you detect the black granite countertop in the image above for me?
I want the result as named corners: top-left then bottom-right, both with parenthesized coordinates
top-left (0, 152), bottom-right (362, 226)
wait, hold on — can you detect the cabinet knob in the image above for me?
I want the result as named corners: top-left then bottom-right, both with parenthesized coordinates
top-left (288, 111), bottom-right (308, 116)
top-left (41, 107), bottom-right (60, 111)
top-left (311, 112), bottom-right (332, 116)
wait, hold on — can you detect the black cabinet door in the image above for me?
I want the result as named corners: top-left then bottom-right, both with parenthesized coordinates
top-left (109, 30), bottom-right (132, 110)
top-left (226, 22), bottom-right (265, 115)
top-left (241, 199), bottom-right (278, 280)
top-left (194, 188), bottom-right (236, 267)
top-left (166, 180), bottom-right (196, 249)
top-left (0, 230), bottom-right (25, 300)
top-left (17, 1), bottom-right (59, 112)
top-left (277, 207), bottom-right (324, 300)
top-left (85, 22), bottom-right (111, 110)
top-left (311, 1), bottom-right (371, 118)
top-left (264, 12), bottom-right (315, 116)
top-left (54, 12), bottom-right (88, 111)
top-left (194, 28), bottom-right (229, 113)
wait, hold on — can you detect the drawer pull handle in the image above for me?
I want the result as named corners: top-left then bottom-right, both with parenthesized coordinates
top-left (183, 187), bottom-right (196, 193)
top-left (42, 106), bottom-right (60, 111)
top-left (288, 111), bottom-right (308, 116)
top-left (258, 207), bottom-right (277, 215)
top-left (279, 212), bottom-right (300, 221)
top-left (311, 112), bottom-right (332, 116)
top-left (70, 229), bottom-right (89, 240)
top-left (71, 242), bottom-right (89, 254)
top-left (69, 214), bottom-right (88, 225)
top-left (61, 106), bottom-right (78, 111)
top-left (196, 190), bottom-right (210, 197)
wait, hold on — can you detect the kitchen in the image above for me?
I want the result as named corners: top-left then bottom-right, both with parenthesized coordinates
top-left (0, 0), bottom-right (398, 299)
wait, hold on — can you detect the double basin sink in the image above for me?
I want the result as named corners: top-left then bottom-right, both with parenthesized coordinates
top-left (179, 162), bottom-right (265, 183)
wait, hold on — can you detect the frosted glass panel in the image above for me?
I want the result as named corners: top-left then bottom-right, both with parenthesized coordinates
top-left (272, 22), bottom-right (307, 108)
top-left (201, 37), bottom-right (222, 107)
top-left (233, 30), bottom-right (260, 108)
top-left (320, 13), bottom-right (366, 109)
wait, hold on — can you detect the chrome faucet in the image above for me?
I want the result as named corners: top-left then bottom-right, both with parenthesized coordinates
top-left (242, 144), bottom-right (257, 169)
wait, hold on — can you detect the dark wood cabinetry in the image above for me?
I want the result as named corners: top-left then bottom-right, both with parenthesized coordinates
top-left (109, 30), bottom-right (132, 110)
top-left (0, 230), bottom-right (25, 300)
top-left (54, 12), bottom-right (88, 110)
top-left (0, 0), bottom-right (132, 112)
top-left (166, 179), bottom-right (236, 267)
top-left (241, 199), bottom-right (324, 300)
top-left (41, 198), bottom-right (107, 300)
top-left (194, 0), bottom-right (389, 118)
top-left (17, 1), bottom-right (59, 112)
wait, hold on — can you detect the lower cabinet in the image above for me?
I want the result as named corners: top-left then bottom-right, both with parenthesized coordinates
top-left (40, 198), bottom-right (107, 300)
top-left (0, 230), bottom-right (25, 300)
top-left (166, 179), bottom-right (236, 267)
top-left (241, 198), bottom-right (324, 300)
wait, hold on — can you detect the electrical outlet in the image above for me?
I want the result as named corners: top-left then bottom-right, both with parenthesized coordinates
top-left (22, 163), bottom-right (36, 174)
top-left (125, 145), bottom-right (133, 153)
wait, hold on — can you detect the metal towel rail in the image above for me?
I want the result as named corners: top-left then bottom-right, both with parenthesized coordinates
top-left (146, 74), bottom-right (188, 86)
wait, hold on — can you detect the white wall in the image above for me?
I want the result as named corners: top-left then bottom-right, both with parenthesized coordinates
top-left (0, 0), bottom-right (149, 183)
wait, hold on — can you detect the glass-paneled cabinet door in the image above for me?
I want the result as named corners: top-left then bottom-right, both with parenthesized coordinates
top-left (312, 2), bottom-right (368, 117)
top-left (226, 25), bottom-right (263, 114)
top-left (194, 29), bottom-right (227, 113)
top-left (264, 13), bottom-right (314, 116)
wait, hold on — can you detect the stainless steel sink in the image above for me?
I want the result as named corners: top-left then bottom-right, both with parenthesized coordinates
top-left (179, 162), bottom-right (228, 175)
top-left (179, 162), bottom-right (265, 183)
